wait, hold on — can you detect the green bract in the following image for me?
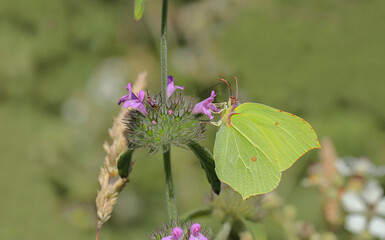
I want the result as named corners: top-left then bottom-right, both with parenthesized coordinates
top-left (124, 93), bottom-right (207, 153)
top-left (134, 0), bottom-right (146, 21)
top-left (213, 102), bottom-right (320, 199)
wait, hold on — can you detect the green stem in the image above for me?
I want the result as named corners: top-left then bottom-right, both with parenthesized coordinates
top-left (160, 0), bottom-right (169, 104)
top-left (160, 0), bottom-right (177, 222)
top-left (214, 219), bottom-right (233, 240)
top-left (163, 145), bottom-right (177, 220)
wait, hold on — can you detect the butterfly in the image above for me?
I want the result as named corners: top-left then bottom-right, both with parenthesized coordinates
top-left (213, 78), bottom-right (320, 199)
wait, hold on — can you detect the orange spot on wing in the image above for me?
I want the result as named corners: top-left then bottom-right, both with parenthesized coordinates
top-left (251, 156), bottom-right (257, 162)
top-left (275, 122), bottom-right (279, 126)
top-left (290, 113), bottom-right (295, 116)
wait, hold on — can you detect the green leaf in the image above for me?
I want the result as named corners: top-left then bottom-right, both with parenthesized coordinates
top-left (214, 102), bottom-right (320, 199)
top-left (117, 149), bottom-right (135, 178)
top-left (134, 0), bottom-right (145, 21)
top-left (180, 206), bottom-right (212, 220)
top-left (187, 140), bottom-right (221, 195)
top-left (240, 217), bottom-right (267, 240)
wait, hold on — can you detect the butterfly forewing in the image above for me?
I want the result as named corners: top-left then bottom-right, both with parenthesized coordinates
top-left (213, 102), bottom-right (320, 199)
top-left (234, 103), bottom-right (320, 171)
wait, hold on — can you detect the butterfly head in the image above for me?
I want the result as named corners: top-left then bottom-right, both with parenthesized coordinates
top-left (219, 76), bottom-right (239, 107)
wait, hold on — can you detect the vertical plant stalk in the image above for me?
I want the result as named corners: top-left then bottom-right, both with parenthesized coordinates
top-left (160, 0), bottom-right (169, 104)
top-left (163, 145), bottom-right (178, 220)
top-left (160, 0), bottom-right (177, 221)
top-left (319, 138), bottom-right (340, 230)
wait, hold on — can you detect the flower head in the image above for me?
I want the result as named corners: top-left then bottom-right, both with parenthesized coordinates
top-left (167, 76), bottom-right (184, 98)
top-left (118, 83), bottom-right (147, 115)
top-left (189, 223), bottom-right (207, 240)
top-left (342, 180), bottom-right (385, 239)
top-left (162, 227), bottom-right (183, 240)
top-left (192, 90), bottom-right (220, 120)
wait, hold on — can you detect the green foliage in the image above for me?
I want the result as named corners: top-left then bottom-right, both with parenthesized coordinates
top-left (118, 149), bottom-right (135, 178)
top-left (187, 140), bottom-right (221, 195)
top-left (214, 103), bottom-right (320, 199)
top-left (134, 0), bottom-right (146, 21)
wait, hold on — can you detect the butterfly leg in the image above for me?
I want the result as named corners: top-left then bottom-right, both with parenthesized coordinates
top-left (210, 120), bottom-right (222, 126)
top-left (214, 102), bottom-right (228, 109)
top-left (213, 109), bottom-right (225, 114)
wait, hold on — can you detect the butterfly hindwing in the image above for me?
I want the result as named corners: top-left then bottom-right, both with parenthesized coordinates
top-left (214, 121), bottom-right (281, 199)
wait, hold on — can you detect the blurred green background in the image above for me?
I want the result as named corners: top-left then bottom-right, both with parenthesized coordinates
top-left (1, 0), bottom-right (385, 239)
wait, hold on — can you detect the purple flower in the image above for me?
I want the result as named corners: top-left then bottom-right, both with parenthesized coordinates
top-left (167, 76), bottom-right (184, 98)
top-left (189, 223), bottom-right (207, 240)
top-left (192, 90), bottom-right (220, 120)
top-left (162, 227), bottom-right (183, 240)
top-left (118, 83), bottom-right (147, 115)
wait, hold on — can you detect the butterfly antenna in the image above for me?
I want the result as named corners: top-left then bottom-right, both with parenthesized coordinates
top-left (233, 76), bottom-right (239, 100)
top-left (219, 78), bottom-right (235, 97)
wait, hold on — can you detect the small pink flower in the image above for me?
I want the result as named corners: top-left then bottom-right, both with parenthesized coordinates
top-left (192, 91), bottom-right (219, 120)
top-left (189, 223), bottom-right (207, 240)
top-left (168, 110), bottom-right (173, 115)
top-left (167, 76), bottom-right (184, 98)
top-left (118, 83), bottom-right (147, 115)
top-left (162, 227), bottom-right (183, 240)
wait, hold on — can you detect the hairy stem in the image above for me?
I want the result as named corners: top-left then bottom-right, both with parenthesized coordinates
top-left (160, 0), bottom-right (176, 221)
top-left (163, 145), bottom-right (178, 220)
top-left (160, 0), bottom-right (169, 104)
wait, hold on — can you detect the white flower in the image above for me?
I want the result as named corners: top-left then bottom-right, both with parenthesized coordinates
top-left (342, 180), bottom-right (385, 239)
top-left (335, 157), bottom-right (385, 177)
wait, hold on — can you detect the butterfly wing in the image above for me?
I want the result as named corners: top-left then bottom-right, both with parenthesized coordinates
top-left (214, 121), bottom-right (282, 199)
top-left (233, 103), bottom-right (320, 171)
top-left (213, 102), bottom-right (320, 199)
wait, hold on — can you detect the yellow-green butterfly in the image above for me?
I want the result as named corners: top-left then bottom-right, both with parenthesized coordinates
top-left (213, 78), bottom-right (320, 199)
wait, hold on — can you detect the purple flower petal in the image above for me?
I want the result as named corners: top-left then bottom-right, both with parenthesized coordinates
top-left (192, 90), bottom-right (220, 120)
top-left (117, 94), bottom-right (131, 105)
top-left (191, 223), bottom-right (201, 235)
top-left (162, 227), bottom-right (183, 240)
top-left (137, 90), bottom-right (145, 101)
top-left (189, 223), bottom-right (207, 240)
top-left (167, 75), bottom-right (184, 98)
top-left (118, 83), bottom-right (147, 115)
top-left (122, 100), bottom-right (142, 109)
top-left (125, 83), bottom-right (138, 99)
